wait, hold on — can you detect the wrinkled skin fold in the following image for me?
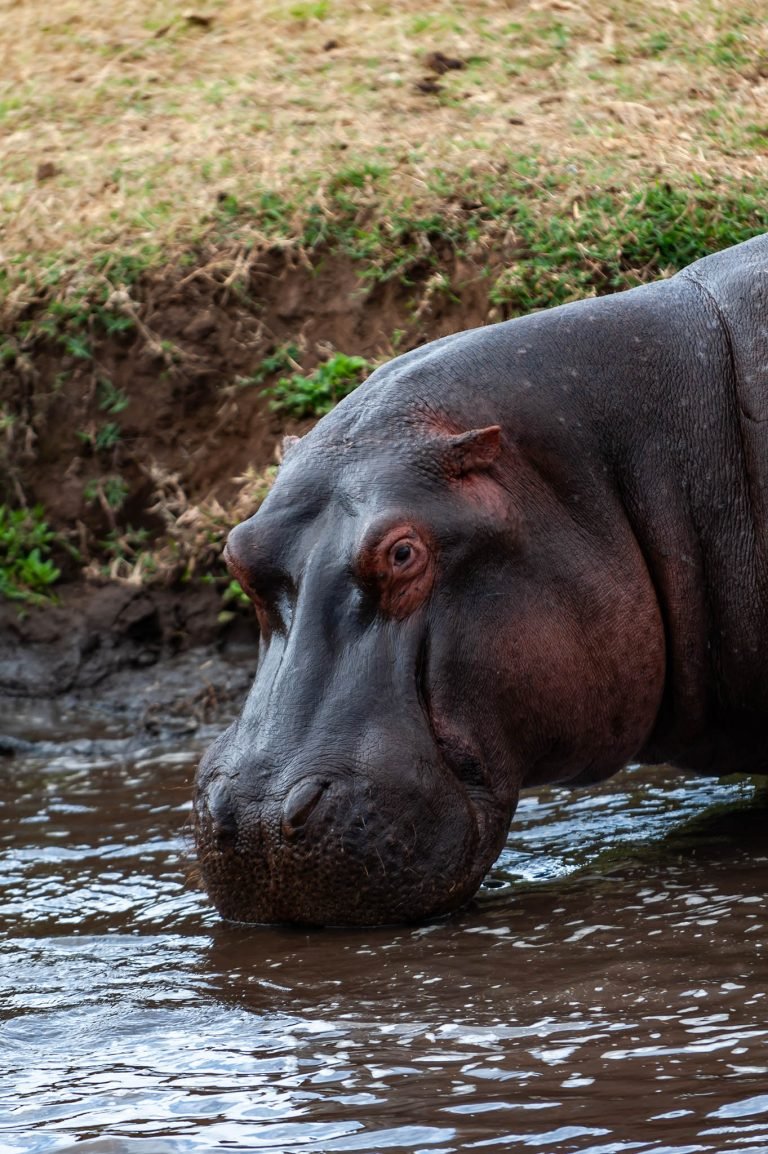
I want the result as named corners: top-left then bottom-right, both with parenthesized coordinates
top-left (195, 234), bottom-right (768, 926)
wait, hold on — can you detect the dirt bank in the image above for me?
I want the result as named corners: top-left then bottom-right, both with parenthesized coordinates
top-left (0, 579), bottom-right (258, 696)
top-left (2, 242), bottom-right (495, 542)
top-left (0, 238), bottom-right (505, 693)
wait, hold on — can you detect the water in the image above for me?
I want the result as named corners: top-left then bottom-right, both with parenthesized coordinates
top-left (2, 654), bottom-right (767, 1153)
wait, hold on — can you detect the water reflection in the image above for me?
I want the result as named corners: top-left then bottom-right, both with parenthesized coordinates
top-left (1, 684), bottom-right (767, 1153)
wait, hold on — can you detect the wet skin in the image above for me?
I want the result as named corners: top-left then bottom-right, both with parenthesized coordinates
top-left (195, 234), bottom-right (768, 926)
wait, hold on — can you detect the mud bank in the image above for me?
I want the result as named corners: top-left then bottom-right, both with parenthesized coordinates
top-left (1, 244), bottom-right (494, 556)
top-left (1, 241), bottom-right (501, 663)
top-left (0, 580), bottom-right (258, 698)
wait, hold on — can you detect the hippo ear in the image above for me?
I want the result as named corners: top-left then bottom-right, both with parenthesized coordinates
top-left (444, 425), bottom-right (501, 476)
top-left (280, 434), bottom-right (301, 463)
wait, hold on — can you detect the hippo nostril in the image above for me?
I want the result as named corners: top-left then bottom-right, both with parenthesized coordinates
top-left (281, 778), bottom-right (329, 840)
top-left (204, 780), bottom-right (238, 851)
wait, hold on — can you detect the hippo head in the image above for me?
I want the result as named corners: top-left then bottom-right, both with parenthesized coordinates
top-left (194, 373), bottom-right (663, 926)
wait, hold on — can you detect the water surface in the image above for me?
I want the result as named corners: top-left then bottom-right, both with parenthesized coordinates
top-left (1, 657), bottom-right (767, 1153)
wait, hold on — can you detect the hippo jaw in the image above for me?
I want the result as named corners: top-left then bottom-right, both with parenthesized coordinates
top-left (193, 729), bottom-right (513, 927)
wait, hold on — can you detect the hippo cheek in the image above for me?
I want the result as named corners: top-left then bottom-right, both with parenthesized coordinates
top-left (194, 769), bottom-right (499, 927)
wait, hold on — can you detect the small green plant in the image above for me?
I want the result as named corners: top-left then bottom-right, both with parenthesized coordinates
top-left (217, 577), bottom-right (253, 624)
top-left (98, 379), bottom-right (130, 414)
top-left (62, 333), bottom-right (92, 359)
top-left (0, 504), bottom-right (61, 605)
top-left (77, 421), bottom-right (123, 454)
top-left (94, 422), bottom-right (122, 452)
top-left (265, 352), bottom-right (370, 418)
top-left (234, 344), bottom-right (300, 389)
top-left (83, 475), bottom-right (130, 511)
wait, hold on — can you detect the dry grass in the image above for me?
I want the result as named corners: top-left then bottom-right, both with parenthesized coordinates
top-left (82, 461), bottom-right (276, 586)
top-left (2, 0), bottom-right (768, 274)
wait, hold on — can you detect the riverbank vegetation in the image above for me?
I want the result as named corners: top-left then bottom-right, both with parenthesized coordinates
top-left (2, 0), bottom-right (767, 608)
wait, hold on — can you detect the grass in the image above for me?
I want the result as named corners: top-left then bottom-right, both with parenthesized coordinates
top-left (78, 464), bottom-right (280, 589)
top-left (7, 161), bottom-right (767, 345)
top-left (0, 505), bottom-right (61, 605)
top-left (2, 0), bottom-right (768, 288)
top-left (483, 176), bottom-right (768, 312)
top-left (265, 353), bottom-right (371, 418)
top-left (0, 3), bottom-right (765, 326)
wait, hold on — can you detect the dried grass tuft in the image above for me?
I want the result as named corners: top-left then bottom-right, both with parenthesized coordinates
top-left (2, 0), bottom-right (768, 279)
top-left (82, 461), bottom-right (277, 585)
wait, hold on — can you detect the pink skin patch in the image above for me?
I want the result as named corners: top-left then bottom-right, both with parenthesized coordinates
top-left (223, 544), bottom-right (273, 638)
top-left (357, 523), bottom-right (436, 619)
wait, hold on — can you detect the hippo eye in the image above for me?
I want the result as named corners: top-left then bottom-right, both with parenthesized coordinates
top-left (356, 523), bottom-right (435, 618)
top-left (382, 534), bottom-right (427, 578)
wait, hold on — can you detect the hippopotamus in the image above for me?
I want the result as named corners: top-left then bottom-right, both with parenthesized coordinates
top-left (194, 233), bottom-right (768, 926)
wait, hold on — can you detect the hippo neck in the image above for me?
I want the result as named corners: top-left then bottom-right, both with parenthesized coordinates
top-left (602, 268), bottom-right (768, 773)
top-left (326, 263), bottom-right (768, 774)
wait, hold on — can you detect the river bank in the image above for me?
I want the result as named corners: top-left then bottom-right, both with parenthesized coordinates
top-left (4, 0), bottom-right (768, 679)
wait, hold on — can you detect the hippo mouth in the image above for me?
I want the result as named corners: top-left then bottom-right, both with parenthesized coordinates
top-left (193, 734), bottom-right (508, 928)
top-left (194, 617), bottom-right (515, 928)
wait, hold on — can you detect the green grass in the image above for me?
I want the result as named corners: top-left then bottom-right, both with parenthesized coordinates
top-left (205, 163), bottom-right (768, 300)
top-left (5, 161), bottom-right (768, 337)
top-left (265, 352), bottom-right (371, 418)
top-left (0, 504), bottom-right (61, 605)
top-left (484, 177), bottom-right (768, 312)
top-left (0, 243), bottom-right (161, 350)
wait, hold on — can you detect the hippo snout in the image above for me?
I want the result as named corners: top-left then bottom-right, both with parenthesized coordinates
top-left (193, 755), bottom-right (500, 927)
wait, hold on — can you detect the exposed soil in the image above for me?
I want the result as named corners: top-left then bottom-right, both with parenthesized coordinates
top-left (0, 243), bottom-right (501, 692)
top-left (3, 243), bottom-right (497, 527)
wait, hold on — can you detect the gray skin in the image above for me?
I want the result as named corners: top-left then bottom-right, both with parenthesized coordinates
top-left (194, 233), bottom-right (768, 927)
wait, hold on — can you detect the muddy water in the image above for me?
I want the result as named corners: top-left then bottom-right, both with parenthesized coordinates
top-left (1, 657), bottom-right (767, 1154)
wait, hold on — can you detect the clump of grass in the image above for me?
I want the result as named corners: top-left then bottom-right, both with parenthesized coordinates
top-left (78, 423), bottom-right (123, 454)
top-left (0, 504), bottom-right (61, 605)
top-left (485, 176), bottom-right (768, 313)
top-left (265, 352), bottom-right (371, 418)
top-left (233, 344), bottom-right (301, 389)
top-left (33, 284), bottom-right (136, 359)
top-left (78, 462), bottom-right (278, 592)
top-left (83, 475), bottom-right (130, 513)
top-left (98, 378), bottom-right (130, 414)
